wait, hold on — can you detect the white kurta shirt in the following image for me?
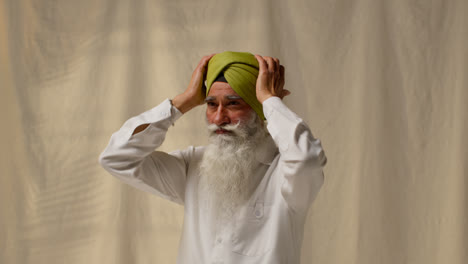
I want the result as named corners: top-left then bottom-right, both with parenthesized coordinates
top-left (99, 97), bottom-right (327, 264)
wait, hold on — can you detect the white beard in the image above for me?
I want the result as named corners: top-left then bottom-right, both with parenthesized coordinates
top-left (198, 111), bottom-right (267, 224)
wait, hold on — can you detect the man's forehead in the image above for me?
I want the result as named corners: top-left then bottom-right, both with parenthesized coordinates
top-left (206, 82), bottom-right (244, 101)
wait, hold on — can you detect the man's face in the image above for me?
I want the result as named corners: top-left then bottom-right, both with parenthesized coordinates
top-left (205, 82), bottom-right (256, 135)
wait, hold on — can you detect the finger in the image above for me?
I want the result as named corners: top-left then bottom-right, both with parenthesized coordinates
top-left (204, 53), bottom-right (216, 58)
top-left (201, 53), bottom-right (215, 64)
top-left (273, 58), bottom-right (280, 74)
top-left (198, 55), bottom-right (214, 71)
top-left (265, 57), bottom-right (276, 72)
top-left (203, 55), bottom-right (213, 64)
top-left (197, 60), bottom-right (207, 70)
top-left (206, 53), bottom-right (216, 61)
top-left (255, 55), bottom-right (268, 73)
top-left (279, 65), bottom-right (285, 86)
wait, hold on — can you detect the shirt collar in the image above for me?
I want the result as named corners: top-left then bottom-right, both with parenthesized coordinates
top-left (255, 134), bottom-right (279, 165)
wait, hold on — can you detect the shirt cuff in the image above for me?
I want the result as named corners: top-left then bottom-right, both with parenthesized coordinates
top-left (137, 98), bottom-right (183, 125)
top-left (169, 99), bottom-right (183, 125)
top-left (122, 99), bottom-right (183, 142)
top-left (262, 96), bottom-right (287, 120)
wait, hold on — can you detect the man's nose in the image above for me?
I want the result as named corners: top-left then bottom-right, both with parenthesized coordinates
top-left (213, 105), bottom-right (230, 126)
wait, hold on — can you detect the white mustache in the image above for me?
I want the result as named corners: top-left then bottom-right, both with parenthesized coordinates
top-left (207, 122), bottom-right (241, 133)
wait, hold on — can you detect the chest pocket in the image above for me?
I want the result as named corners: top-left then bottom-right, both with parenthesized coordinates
top-left (231, 202), bottom-right (273, 257)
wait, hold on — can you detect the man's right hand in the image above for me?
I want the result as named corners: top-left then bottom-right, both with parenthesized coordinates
top-left (172, 54), bottom-right (216, 114)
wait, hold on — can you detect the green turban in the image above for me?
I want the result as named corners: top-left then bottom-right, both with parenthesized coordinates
top-left (206, 51), bottom-right (264, 120)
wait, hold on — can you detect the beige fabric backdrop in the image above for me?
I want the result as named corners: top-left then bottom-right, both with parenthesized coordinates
top-left (1, 0), bottom-right (467, 263)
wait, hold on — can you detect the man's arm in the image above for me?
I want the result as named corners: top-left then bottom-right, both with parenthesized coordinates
top-left (264, 97), bottom-right (327, 213)
top-left (98, 99), bottom-right (189, 205)
top-left (171, 54), bottom-right (215, 113)
top-left (130, 53), bottom-right (216, 137)
top-left (132, 123), bottom-right (150, 135)
top-left (255, 55), bottom-right (327, 214)
top-left (99, 54), bottom-right (216, 204)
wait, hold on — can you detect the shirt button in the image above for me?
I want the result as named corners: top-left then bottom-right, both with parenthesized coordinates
top-left (255, 210), bottom-right (261, 217)
top-left (216, 238), bottom-right (222, 244)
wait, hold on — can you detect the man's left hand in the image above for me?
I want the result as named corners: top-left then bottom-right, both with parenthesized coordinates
top-left (254, 55), bottom-right (290, 103)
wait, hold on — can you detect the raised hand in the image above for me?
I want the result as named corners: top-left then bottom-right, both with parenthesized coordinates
top-left (254, 55), bottom-right (290, 103)
top-left (172, 53), bottom-right (216, 113)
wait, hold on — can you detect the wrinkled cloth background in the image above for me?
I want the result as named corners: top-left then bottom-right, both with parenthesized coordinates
top-left (1, 0), bottom-right (467, 263)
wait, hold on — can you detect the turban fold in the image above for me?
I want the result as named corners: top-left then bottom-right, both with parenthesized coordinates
top-left (206, 51), bottom-right (264, 120)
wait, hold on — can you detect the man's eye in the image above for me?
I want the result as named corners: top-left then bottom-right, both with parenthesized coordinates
top-left (207, 102), bottom-right (217, 107)
top-left (228, 101), bottom-right (239, 106)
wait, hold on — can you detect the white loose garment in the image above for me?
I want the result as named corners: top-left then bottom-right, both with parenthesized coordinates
top-left (99, 97), bottom-right (327, 264)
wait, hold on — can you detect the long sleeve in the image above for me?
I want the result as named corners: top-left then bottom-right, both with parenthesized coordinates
top-left (98, 99), bottom-right (190, 205)
top-left (263, 96), bottom-right (327, 214)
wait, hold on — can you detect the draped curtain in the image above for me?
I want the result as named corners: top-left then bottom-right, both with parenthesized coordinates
top-left (1, 0), bottom-right (466, 263)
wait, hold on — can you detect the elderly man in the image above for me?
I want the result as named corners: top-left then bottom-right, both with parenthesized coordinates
top-left (99, 51), bottom-right (327, 264)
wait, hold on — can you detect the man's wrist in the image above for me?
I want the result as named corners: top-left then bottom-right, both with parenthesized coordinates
top-left (260, 95), bottom-right (280, 104)
top-left (258, 94), bottom-right (275, 104)
top-left (172, 93), bottom-right (197, 114)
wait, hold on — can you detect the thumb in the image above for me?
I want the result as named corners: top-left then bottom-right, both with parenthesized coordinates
top-left (281, 89), bottom-right (291, 98)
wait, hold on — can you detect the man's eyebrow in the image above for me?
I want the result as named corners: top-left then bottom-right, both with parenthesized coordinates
top-left (204, 96), bottom-right (216, 102)
top-left (225, 95), bottom-right (243, 100)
